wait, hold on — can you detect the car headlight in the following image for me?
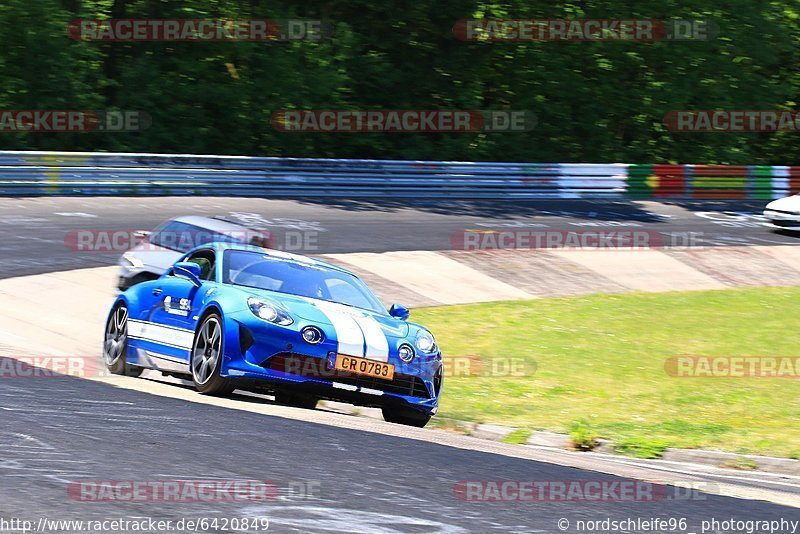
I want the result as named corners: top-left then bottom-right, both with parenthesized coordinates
top-left (415, 331), bottom-right (437, 354)
top-left (247, 297), bottom-right (293, 326)
top-left (122, 253), bottom-right (144, 269)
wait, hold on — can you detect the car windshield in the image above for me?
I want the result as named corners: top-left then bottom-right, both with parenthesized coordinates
top-left (149, 221), bottom-right (245, 252)
top-left (222, 250), bottom-right (387, 315)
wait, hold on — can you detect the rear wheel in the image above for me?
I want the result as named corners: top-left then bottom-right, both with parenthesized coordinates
top-left (381, 406), bottom-right (431, 428)
top-left (274, 391), bottom-right (318, 410)
top-left (103, 303), bottom-right (142, 377)
top-left (191, 313), bottom-right (235, 396)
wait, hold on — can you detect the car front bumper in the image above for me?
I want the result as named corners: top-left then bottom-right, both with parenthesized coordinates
top-left (764, 209), bottom-right (800, 230)
top-left (221, 314), bottom-right (442, 417)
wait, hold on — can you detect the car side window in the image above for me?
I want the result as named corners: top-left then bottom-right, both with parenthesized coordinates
top-left (184, 250), bottom-right (216, 282)
top-left (148, 221), bottom-right (183, 250)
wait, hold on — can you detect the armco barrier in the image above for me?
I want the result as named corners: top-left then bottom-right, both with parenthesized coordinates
top-left (0, 151), bottom-right (794, 199)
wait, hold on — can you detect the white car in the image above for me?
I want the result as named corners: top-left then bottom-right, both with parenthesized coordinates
top-left (118, 216), bottom-right (270, 290)
top-left (763, 195), bottom-right (800, 231)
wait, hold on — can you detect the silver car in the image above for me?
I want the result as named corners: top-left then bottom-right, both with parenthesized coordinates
top-left (763, 194), bottom-right (800, 231)
top-left (117, 215), bottom-right (270, 290)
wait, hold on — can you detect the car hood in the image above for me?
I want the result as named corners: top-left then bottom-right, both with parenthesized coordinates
top-left (766, 195), bottom-right (800, 213)
top-left (125, 242), bottom-right (182, 271)
top-left (240, 287), bottom-right (409, 338)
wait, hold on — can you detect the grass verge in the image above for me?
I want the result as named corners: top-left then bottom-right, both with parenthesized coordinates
top-left (414, 287), bottom-right (800, 458)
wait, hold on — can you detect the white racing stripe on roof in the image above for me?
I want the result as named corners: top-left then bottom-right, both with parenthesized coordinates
top-left (260, 248), bottom-right (317, 264)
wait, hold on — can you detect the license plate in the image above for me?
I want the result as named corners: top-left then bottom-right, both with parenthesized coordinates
top-left (335, 355), bottom-right (394, 381)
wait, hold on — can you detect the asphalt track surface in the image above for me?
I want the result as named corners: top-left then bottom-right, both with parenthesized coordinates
top-left (0, 196), bottom-right (797, 279)
top-left (1, 374), bottom-right (797, 533)
top-left (1, 196), bottom-right (799, 532)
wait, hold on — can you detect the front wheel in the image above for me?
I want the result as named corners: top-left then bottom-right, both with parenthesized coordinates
top-left (191, 313), bottom-right (235, 396)
top-left (381, 406), bottom-right (431, 428)
top-left (103, 303), bottom-right (142, 377)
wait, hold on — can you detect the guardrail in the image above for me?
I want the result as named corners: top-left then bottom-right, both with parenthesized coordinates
top-left (0, 151), bottom-right (796, 199)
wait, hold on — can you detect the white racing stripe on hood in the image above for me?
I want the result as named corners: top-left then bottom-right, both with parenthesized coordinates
top-left (306, 299), bottom-right (390, 361)
top-left (353, 315), bottom-right (389, 362)
top-left (325, 311), bottom-right (364, 357)
top-left (311, 300), bottom-right (364, 357)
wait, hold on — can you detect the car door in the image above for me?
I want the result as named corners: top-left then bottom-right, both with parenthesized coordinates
top-left (147, 249), bottom-right (216, 369)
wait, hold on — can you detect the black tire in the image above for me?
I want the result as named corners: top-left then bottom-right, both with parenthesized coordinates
top-left (191, 313), bottom-right (235, 396)
top-left (274, 391), bottom-right (318, 410)
top-left (381, 406), bottom-right (431, 428)
top-left (103, 303), bottom-right (143, 377)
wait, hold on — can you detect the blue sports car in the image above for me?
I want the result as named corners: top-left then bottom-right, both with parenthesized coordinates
top-left (104, 242), bottom-right (442, 427)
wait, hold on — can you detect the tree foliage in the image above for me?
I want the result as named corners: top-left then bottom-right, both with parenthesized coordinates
top-left (0, 0), bottom-right (796, 163)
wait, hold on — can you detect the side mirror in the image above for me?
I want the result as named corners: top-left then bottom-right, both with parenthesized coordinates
top-left (132, 230), bottom-right (151, 239)
top-left (173, 261), bottom-right (202, 287)
top-left (388, 304), bottom-right (410, 320)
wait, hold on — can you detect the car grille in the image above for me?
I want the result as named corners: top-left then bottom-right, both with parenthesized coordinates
top-left (771, 219), bottom-right (800, 228)
top-left (767, 209), bottom-right (800, 216)
top-left (263, 353), bottom-right (430, 398)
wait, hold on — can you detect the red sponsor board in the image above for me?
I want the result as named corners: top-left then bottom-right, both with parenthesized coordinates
top-left (690, 165), bottom-right (748, 200)
top-left (652, 164), bottom-right (686, 197)
top-left (789, 167), bottom-right (800, 194)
